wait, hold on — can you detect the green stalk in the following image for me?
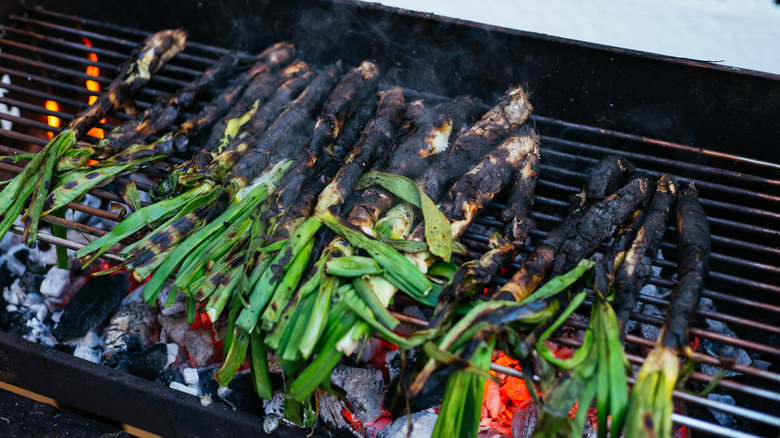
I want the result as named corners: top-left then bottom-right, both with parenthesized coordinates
top-left (214, 329), bottom-right (249, 387)
top-left (260, 231), bottom-right (316, 330)
top-left (235, 217), bottom-right (322, 334)
top-left (250, 331), bottom-right (273, 400)
top-left (50, 209), bottom-right (69, 269)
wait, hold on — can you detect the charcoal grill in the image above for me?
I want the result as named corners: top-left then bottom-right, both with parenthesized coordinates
top-left (0, 1), bottom-right (778, 437)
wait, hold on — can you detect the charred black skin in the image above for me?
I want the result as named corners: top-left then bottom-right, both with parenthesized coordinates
top-left (416, 86), bottom-right (530, 203)
top-left (67, 30), bottom-right (186, 139)
top-left (551, 175), bottom-right (654, 276)
top-left (272, 96), bottom-right (378, 240)
top-left (175, 42), bottom-right (296, 152)
top-left (660, 185), bottom-right (710, 352)
top-left (346, 95), bottom-right (482, 230)
top-left (495, 173), bottom-right (653, 302)
top-left (261, 61), bottom-right (379, 224)
top-left (200, 59), bottom-right (308, 152)
top-left (613, 174), bottom-right (678, 335)
top-left (94, 52), bottom-right (242, 158)
top-left (569, 155), bottom-right (635, 211)
top-left (227, 64), bottom-right (341, 185)
top-left (321, 88), bottom-right (406, 218)
top-left (500, 141), bottom-right (540, 242)
top-left (413, 131), bottom-right (538, 242)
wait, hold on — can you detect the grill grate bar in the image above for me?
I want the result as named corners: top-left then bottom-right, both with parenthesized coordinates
top-left (24, 6), bottom-right (252, 61)
top-left (0, 25), bottom-right (203, 78)
top-left (0, 51), bottom-right (180, 96)
top-left (533, 114), bottom-right (780, 172)
top-left (0, 96), bottom-right (118, 132)
top-left (8, 14), bottom-right (218, 66)
top-left (0, 37), bottom-right (196, 87)
top-left (539, 134), bottom-right (780, 191)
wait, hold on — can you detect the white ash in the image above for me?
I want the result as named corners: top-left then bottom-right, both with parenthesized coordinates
top-left (170, 381), bottom-right (200, 397)
top-left (331, 364), bottom-right (386, 424)
top-left (707, 393), bottom-right (736, 427)
top-left (0, 226), bottom-right (22, 251)
top-left (3, 246), bottom-right (28, 277)
top-left (200, 394), bottom-right (213, 407)
top-left (165, 343), bottom-right (179, 369)
top-left (3, 279), bottom-right (25, 306)
top-left (509, 401), bottom-right (540, 438)
top-left (71, 329), bottom-right (103, 364)
top-left (378, 411), bottom-right (438, 438)
top-left (182, 367), bottom-right (200, 385)
top-left (103, 301), bottom-right (157, 359)
top-left (28, 242), bottom-right (58, 267)
top-left (40, 266), bottom-right (70, 298)
top-left (157, 282), bottom-right (186, 316)
top-left (23, 314), bottom-right (57, 346)
top-left (120, 285), bottom-right (145, 306)
top-left (317, 391), bottom-right (357, 434)
top-left (263, 392), bottom-right (285, 417)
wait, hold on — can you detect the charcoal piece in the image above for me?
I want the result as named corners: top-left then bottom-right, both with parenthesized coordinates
top-left (128, 343), bottom-right (168, 381)
top-left (52, 273), bottom-right (129, 342)
top-left (159, 368), bottom-right (185, 386)
top-left (0, 260), bottom-right (15, 291)
top-left (0, 311), bottom-right (31, 336)
top-left (219, 371), bottom-right (263, 415)
top-left (102, 334), bottom-right (143, 372)
top-left (19, 263), bottom-right (47, 295)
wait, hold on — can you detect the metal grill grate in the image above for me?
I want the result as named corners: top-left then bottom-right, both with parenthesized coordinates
top-left (1, 6), bottom-right (779, 437)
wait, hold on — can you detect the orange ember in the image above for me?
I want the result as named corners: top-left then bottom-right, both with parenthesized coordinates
top-left (44, 100), bottom-right (60, 140)
top-left (482, 351), bottom-right (534, 430)
top-left (82, 36), bottom-right (105, 139)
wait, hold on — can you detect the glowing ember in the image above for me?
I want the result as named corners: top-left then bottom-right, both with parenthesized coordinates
top-left (44, 100), bottom-right (60, 140)
top-left (481, 351), bottom-right (534, 434)
top-left (81, 36), bottom-right (105, 139)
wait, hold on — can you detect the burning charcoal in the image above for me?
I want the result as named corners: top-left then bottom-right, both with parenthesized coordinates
top-left (185, 327), bottom-right (218, 367)
top-left (128, 343), bottom-right (168, 380)
top-left (71, 329), bottom-right (102, 364)
top-left (378, 411), bottom-right (438, 438)
top-left (53, 273), bottom-right (129, 342)
top-left (331, 365), bottom-right (386, 425)
top-left (217, 370), bottom-right (263, 414)
top-left (318, 391), bottom-right (359, 436)
top-left (102, 301), bottom-right (157, 368)
top-left (40, 266), bottom-right (70, 298)
top-left (0, 309), bottom-right (30, 337)
top-left (157, 282), bottom-right (186, 316)
top-left (707, 393), bottom-right (736, 427)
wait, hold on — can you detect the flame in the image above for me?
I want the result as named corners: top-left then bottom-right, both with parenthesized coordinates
top-left (82, 36), bottom-right (105, 139)
top-left (44, 100), bottom-right (60, 140)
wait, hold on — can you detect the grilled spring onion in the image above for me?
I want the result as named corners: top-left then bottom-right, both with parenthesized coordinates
top-left (0, 29), bottom-right (186, 248)
top-left (625, 185), bottom-right (710, 437)
top-left (614, 174), bottom-right (678, 335)
top-left (494, 172), bottom-right (651, 302)
top-left (415, 84), bottom-right (532, 203)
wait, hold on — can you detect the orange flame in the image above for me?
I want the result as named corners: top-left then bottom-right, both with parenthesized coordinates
top-left (44, 100), bottom-right (60, 140)
top-left (82, 37), bottom-right (104, 139)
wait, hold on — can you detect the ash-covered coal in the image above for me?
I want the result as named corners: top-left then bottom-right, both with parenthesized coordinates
top-left (53, 273), bottom-right (129, 342)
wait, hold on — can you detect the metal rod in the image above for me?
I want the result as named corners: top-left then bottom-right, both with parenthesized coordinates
top-left (25, 6), bottom-right (253, 61)
top-left (1, 25), bottom-right (202, 77)
top-left (0, 96), bottom-right (118, 131)
top-left (670, 414), bottom-right (762, 438)
top-left (540, 134), bottom-right (780, 190)
top-left (8, 15), bottom-right (216, 66)
top-left (7, 225), bottom-right (124, 263)
top-left (533, 114), bottom-right (780, 172)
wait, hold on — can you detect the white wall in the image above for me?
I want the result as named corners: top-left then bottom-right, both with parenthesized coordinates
top-left (372, 0), bottom-right (780, 76)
